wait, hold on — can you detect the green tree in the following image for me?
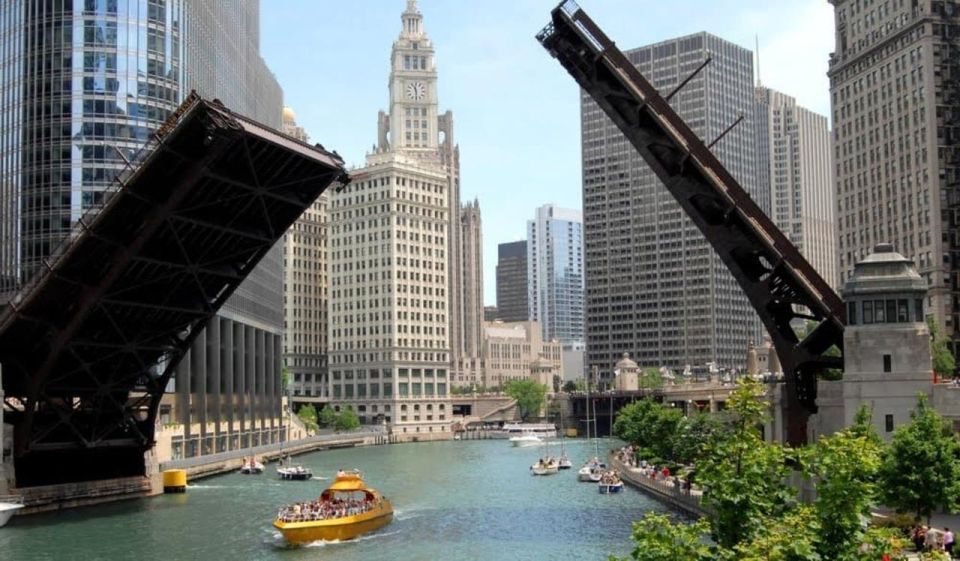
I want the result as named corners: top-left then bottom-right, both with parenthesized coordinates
top-left (552, 374), bottom-right (562, 393)
top-left (639, 367), bottom-right (664, 390)
top-left (609, 513), bottom-right (715, 561)
top-left (281, 365), bottom-right (291, 392)
top-left (806, 427), bottom-right (883, 561)
top-left (504, 379), bottom-right (547, 421)
top-left (296, 404), bottom-right (318, 431)
top-left (562, 380), bottom-right (578, 393)
top-left (878, 394), bottom-right (960, 523)
top-left (672, 411), bottom-right (729, 465)
top-left (849, 404), bottom-right (882, 444)
top-left (318, 404), bottom-right (336, 428)
top-left (731, 507), bottom-right (821, 561)
top-left (334, 406), bottom-right (360, 431)
top-left (612, 398), bottom-right (683, 461)
top-left (697, 378), bottom-right (794, 549)
top-left (928, 317), bottom-right (957, 378)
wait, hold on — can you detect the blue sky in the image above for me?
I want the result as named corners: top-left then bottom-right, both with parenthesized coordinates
top-left (260, 0), bottom-right (835, 305)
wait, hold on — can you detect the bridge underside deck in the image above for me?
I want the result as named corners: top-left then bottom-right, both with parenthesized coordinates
top-left (0, 94), bottom-right (347, 486)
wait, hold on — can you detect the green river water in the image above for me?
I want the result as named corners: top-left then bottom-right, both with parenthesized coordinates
top-left (0, 438), bottom-right (667, 561)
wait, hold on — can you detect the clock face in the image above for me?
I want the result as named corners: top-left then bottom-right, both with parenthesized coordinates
top-left (405, 81), bottom-right (426, 101)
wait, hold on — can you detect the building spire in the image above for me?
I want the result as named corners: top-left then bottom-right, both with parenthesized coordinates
top-left (401, 0), bottom-right (423, 38)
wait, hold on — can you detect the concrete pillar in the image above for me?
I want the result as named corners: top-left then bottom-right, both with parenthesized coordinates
top-left (266, 332), bottom-right (276, 433)
top-left (256, 329), bottom-right (265, 431)
top-left (177, 349), bottom-right (191, 439)
top-left (208, 318), bottom-right (221, 439)
top-left (274, 334), bottom-right (283, 426)
top-left (192, 330), bottom-right (206, 446)
top-left (235, 322), bottom-right (246, 434)
top-left (245, 325), bottom-right (255, 434)
top-left (223, 318), bottom-right (234, 435)
top-left (746, 342), bottom-right (758, 375)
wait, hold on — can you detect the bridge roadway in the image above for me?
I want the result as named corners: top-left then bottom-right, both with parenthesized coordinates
top-left (0, 93), bottom-right (348, 487)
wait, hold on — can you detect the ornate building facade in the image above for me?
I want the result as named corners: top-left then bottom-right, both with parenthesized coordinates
top-left (282, 107), bottom-right (330, 405)
top-left (328, 0), bottom-right (471, 438)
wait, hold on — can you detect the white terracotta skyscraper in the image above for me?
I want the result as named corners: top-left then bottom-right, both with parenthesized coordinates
top-left (328, 0), bottom-right (472, 437)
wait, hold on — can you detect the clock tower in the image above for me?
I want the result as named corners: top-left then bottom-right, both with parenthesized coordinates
top-left (381, 0), bottom-right (439, 152)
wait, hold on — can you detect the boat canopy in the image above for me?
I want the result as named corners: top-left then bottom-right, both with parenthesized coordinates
top-left (320, 473), bottom-right (378, 500)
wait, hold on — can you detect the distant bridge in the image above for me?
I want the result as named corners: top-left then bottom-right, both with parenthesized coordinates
top-left (0, 93), bottom-right (348, 486)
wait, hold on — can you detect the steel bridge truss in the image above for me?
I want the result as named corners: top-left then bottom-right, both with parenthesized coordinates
top-left (0, 93), bottom-right (348, 484)
top-left (538, 1), bottom-right (846, 445)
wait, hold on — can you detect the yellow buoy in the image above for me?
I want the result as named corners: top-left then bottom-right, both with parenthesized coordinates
top-left (162, 469), bottom-right (187, 493)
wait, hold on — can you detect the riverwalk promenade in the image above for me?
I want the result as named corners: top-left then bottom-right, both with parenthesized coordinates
top-left (609, 454), bottom-right (707, 518)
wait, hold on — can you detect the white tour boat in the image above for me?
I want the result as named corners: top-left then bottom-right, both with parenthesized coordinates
top-left (0, 496), bottom-right (23, 527)
top-left (509, 433), bottom-right (543, 447)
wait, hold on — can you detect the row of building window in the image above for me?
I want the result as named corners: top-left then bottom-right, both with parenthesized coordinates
top-left (846, 297), bottom-right (923, 325)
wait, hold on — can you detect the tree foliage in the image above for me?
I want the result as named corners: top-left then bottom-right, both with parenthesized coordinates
top-left (504, 378), bottom-right (547, 421)
top-left (609, 513), bottom-right (714, 561)
top-left (318, 404), bottom-right (336, 428)
top-left (672, 411), bottom-right (729, 466)
top-left (334, 406), bottom-right (360, 431)
top-left (928, 317), bottom-right (957, 378)
top-left (806, 427), bottom-right (883, 560)
top-left (296, 404), bottom-right (318, 431)
top-left (612, 398), bottom-right (683, 461)
top-left (697, 378), bottom-right (794, 549)
top-left (614, 379), bottom-right (917, 561)
top-left (562, 380), bottom-right (578, 393)
top-left (639, 367), bottom-right (664, 390)
top-left (878, 394), bottom-right (960, 522)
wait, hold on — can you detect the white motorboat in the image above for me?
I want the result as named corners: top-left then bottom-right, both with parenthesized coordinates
top-left (599, 481), bottom-right (624, 494)
top-left (0, 496), bottom-right (23, 527)
top-left (530, 457), bottom-right (560, 476)
top-left (509, 433), bottom-right (543, 447)
top-left (240, 457), bottom-right (264, 474)
top-left (578, 463), bottom-right (603, 482)
top-left (276, 456), bottom-right (313, 481)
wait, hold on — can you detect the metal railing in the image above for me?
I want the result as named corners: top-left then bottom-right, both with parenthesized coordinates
top-left (160, 426), bottom-right (386, 471)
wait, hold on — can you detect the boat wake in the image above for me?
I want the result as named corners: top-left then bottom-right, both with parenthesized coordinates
top-left (269, 528), bottom-right (402, 549)
top-left (185, 484), bottom-right (234, 490)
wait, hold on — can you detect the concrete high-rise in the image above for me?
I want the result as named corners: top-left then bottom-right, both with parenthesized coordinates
top-left (496, 241), bottom-right (529, 322)
top-left (527, 205), bottom-right (584, 347)
top-left (281, 107), bottom-right (330, 405)
top-left (459, 198), bottom-right (484, 385)
top-left (581, 33), bottom-right (761, 374)
top-left (328, 0), bottom-right (454, 439)
top-left (755, 87), bottom-right (838, 289)
top-left (0, 0), bottom-right (288, 459)
top-left (829, 0), bottom-right (960, 349)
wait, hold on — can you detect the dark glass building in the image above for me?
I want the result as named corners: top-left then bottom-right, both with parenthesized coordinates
top-left (496, 240), bottom-right (529, 323)
top-left (0, 0), bottom-right (286, 459)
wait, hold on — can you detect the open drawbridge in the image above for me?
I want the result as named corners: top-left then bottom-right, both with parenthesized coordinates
top-left (538, 1), bottom-right (845, 444)
top-left (0, 93), bottom-right (348, 485)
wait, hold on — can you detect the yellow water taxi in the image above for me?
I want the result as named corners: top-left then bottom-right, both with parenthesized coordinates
top-left (273, 470), bottom-right (393, 544)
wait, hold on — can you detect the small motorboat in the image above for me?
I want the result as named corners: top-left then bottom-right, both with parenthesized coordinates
top-left (578, 459), bottom-right (604, 482)
top-left (274, 470), bottom-right (393, 544)
top-left (530, 457), bottom-right (559, 476)
top-left (509, 433), bottom-right (542, 447)
top-left (598, 481), bottom-right (624, 494)
top-left (0, 496), bottom-right (23, 527)
top-left (240, 457), bottom-right (264, 474)
top-left (598, 470), bottom-right (624, 493)
top-left (277, 456), bottom-right (313, 481)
